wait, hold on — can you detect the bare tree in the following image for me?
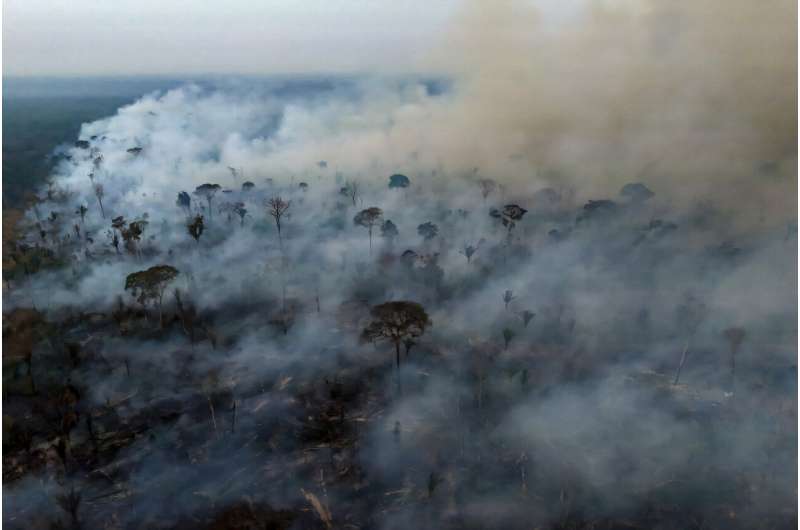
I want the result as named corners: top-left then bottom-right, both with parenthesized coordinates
top-left (266, 196), bottom-right (291, 248)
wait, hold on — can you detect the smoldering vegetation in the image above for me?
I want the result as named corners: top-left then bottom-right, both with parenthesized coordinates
top-left (2, 76), bottom-right (796, 529)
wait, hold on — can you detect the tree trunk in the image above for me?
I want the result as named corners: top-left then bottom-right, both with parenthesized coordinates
top-left (395, 341), bottom-right (401, 369)
top-left (673, 340), bottom-right (690, 385)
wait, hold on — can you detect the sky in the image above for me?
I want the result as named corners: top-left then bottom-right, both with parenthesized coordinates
top-left (2, 0), bottom-right (461, 76)
top-left (2, 0), bottom-right (592, 77)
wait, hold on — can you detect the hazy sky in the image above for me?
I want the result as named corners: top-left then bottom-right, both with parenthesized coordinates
top-left (3, 0), bottom-right (462, 76)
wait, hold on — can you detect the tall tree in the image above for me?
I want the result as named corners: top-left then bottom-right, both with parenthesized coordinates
top-left (124, 265), bottom-right (179, 328)
top-left (341, 180), bottom-right (360, 206)
top-left (362, 301), bottom-right (431, 369)
top-left (193, 183), bottom-right (221, 222)
top-left (354, 207), bottom-right (383, 255)
top-left (187, 215), bottom-right (204, 244)
top-left (723, 327), bottom-right (746, 395)
top-left (266, 196), bottom-right (291, 248)
top-left (176, 191), bottom-right (192, 215)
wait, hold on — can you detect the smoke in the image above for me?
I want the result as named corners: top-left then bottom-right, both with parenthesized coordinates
top-left (422, 0), bottom-right (797, 222)
top-left (3, 1), bottom-right (797, 528)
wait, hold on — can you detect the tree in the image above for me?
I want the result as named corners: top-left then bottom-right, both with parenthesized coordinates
top-left (354, 207), bottom-right (383, 255)
top-left (490, 204), bottom-right (528, 238)
top-left (121, 218), bottom-right (147, 257)
top-left (362, 301), bottom-right (431, 369)
top-left (233, 202), bottom-right (248, 227)
top-left (194, 183), bottom-right (221, 221)
top-left (381, 219), bottom-right (399, 244)
top-left (479, 178), bottom-right (497, 201)
top-left (340, 180), bottom-right (360, 206)
top-left (110, 216), bottom-right (127, 254)
top-left (519, 309), bottom-right (535, 328)
top-left (176, 191), bottom-right (192, 215)
top-left (503, 289), bottom-right (515, 310)
top-left (460, 242), bottom-right (479, 263)
top-left (417, 222), bottom-right (438, 242)
top-left (723, 327), bottom-right (746, 395)
top-left (242, 181), bottom-right (255, 192)
top-left (266, 196), bottom-right (291, 248)
top-left (388, 174), bottom-right (410, 190)
top-left (502, 327), bottom-right (516, 350)
top-left (673, 294), bottom-right (708, 385)
top-left (93, 182), bottom-right (106, 219)
top-left (620, 182), bottom-right (654, 204)
top-left (75, 204), bottom-right (88, 224)
top-left (187, 215), bottom-right (204, 244)
top-left (124, 265), bottom-right (179, 328)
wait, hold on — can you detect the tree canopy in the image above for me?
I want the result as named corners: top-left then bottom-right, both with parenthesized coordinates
top-left (388, 174), bottom-right (410, 189)
top-left (362, 301), bottom-right (431, 368)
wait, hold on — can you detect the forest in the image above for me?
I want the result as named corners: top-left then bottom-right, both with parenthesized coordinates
top-left (2, 77), bottom-right (796, 529)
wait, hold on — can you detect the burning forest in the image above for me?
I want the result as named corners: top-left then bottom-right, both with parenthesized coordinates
top-left (2, 0), bottom-right (797, 529)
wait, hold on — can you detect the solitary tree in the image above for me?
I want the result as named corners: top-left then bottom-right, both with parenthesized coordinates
top-left (266, 196), bottom-right (291, 248)
top-left (242, 181), bottom-right (255, 192)
top-left (354, 207), bottom-right (383, 255)
top-left (194, 183), bottom-right (221, 221)
top-left (124, 265), bottom-right (179, 328)
top-left (362, 301), bottom-right (431, 369)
